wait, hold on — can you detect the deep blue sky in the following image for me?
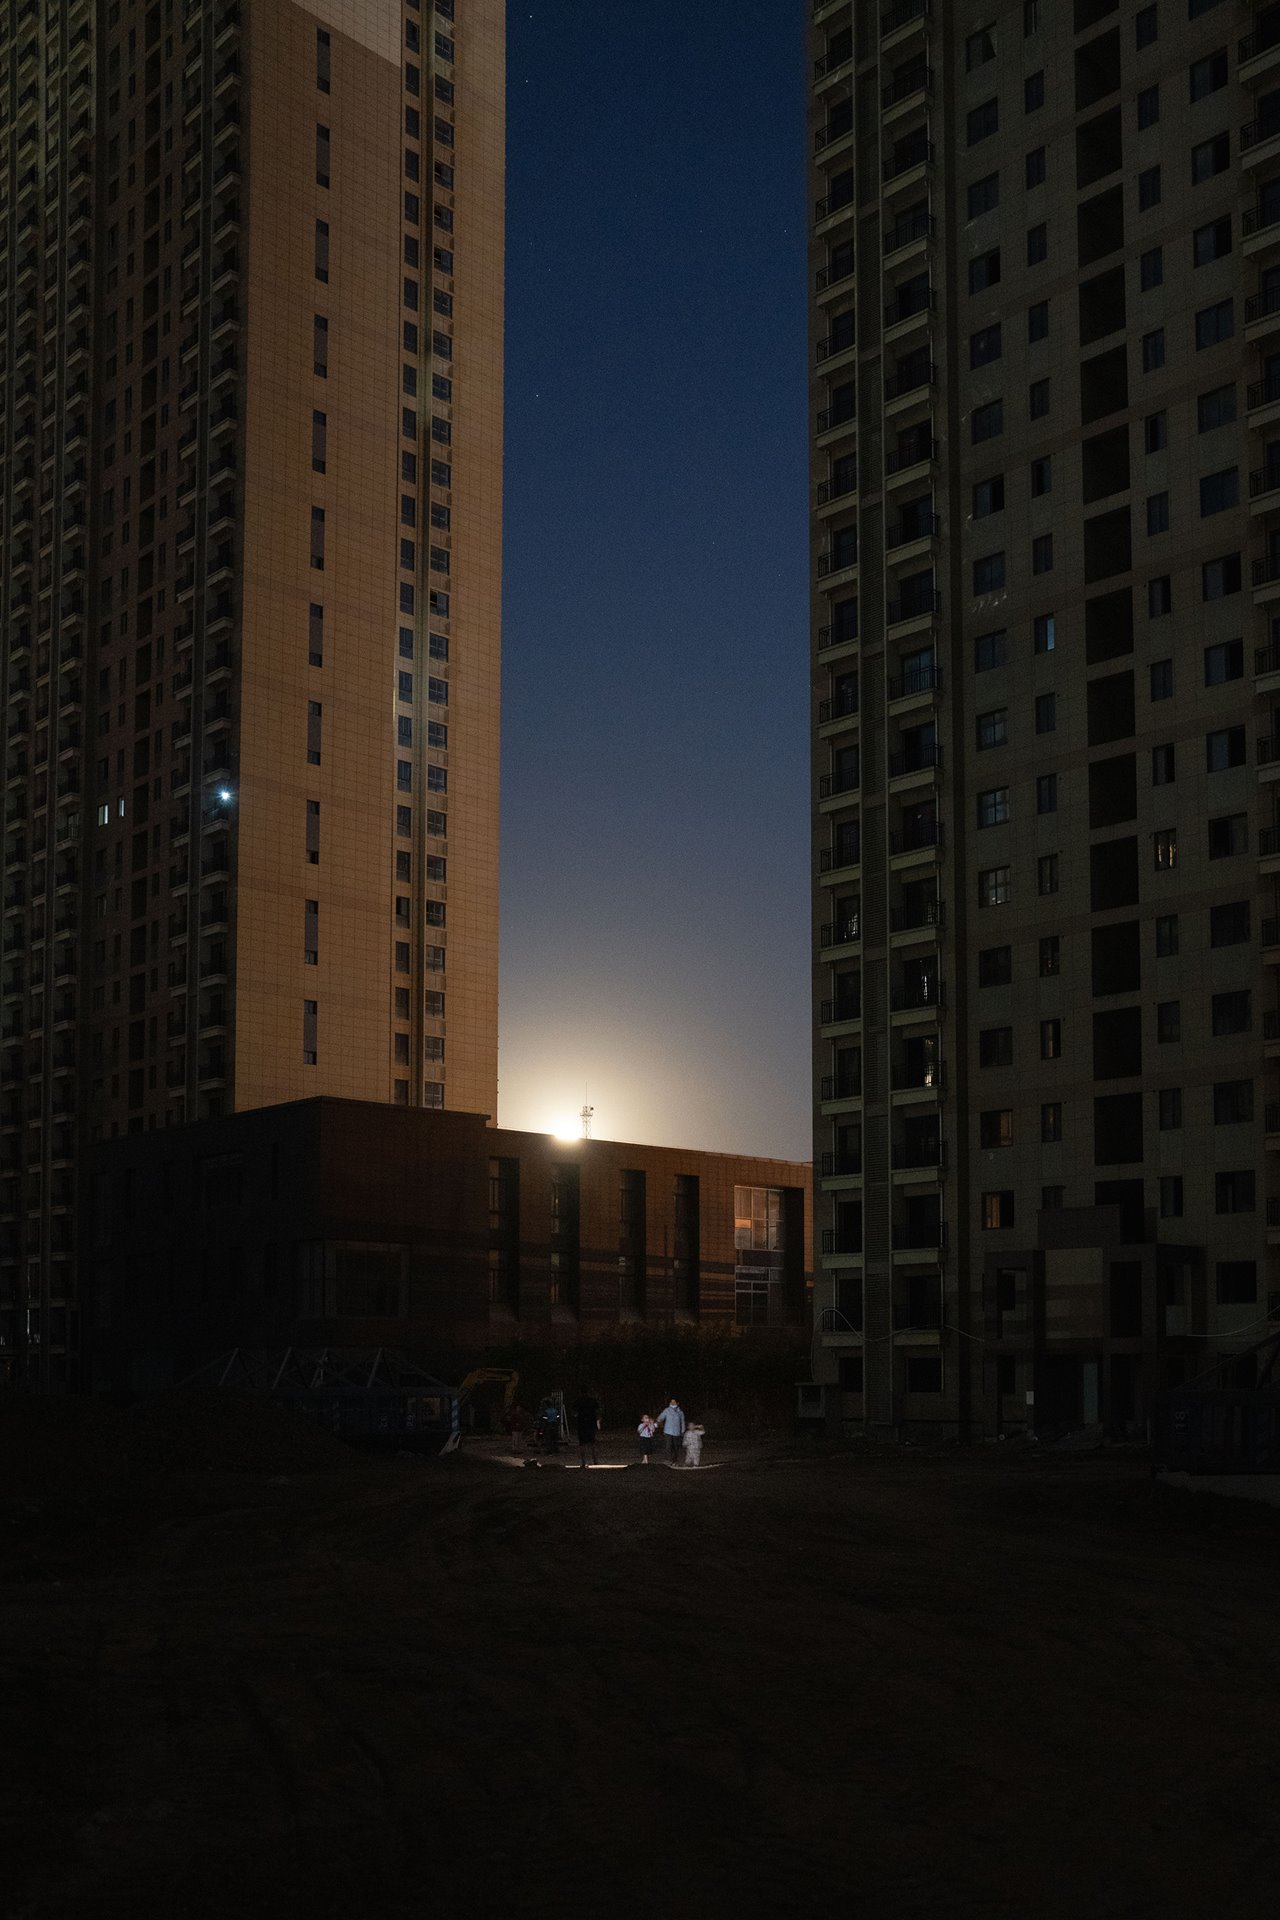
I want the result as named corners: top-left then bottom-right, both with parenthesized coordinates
top-left (497, 0), bottom-right (810, 1159)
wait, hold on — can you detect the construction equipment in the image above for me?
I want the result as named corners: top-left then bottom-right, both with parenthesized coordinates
top-left (456, 1367), bottom-right (520, 1414)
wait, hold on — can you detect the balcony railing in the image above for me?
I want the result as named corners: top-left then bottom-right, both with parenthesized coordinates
top-left (1250, 464), bottom-right (1280, 499)
top-left (821, 1228), bottom-right (863, 1256)
top-left (816, 404), bottom-right (856, 435)
top-left (881, 0), bottom-right (930, 35)
top-left (1247, 284), bottom-right (1280, 325)
top-left (820, 1150), bottom-right (863, 1177)
top-left (1249, 373), bottom-right (1280, 410)
top-left (814, 189), bottom-right (855, 224)
top-left (819, 771), bottom-right (860, 799)
top-left (886, 512), bottom-right (940, 549)
top-left (1267, 1102), bottom-right (1280, 1133)
top-left (891, 1221), bottom-right (946, 1250)
top-left (888, 821), bottom-right (944, 856)
top-left (887, 589), bottom-right (940, 625)
top-left (1242, 113), bottom-right (1280, 152)
top-left (816, 473), bottom-right (858, 505)
top-left (890, 1061), bottom-right (944, 1093)
top-left (814, 42), bottom-right (852, 79)
top-left (819, 999), bottom-right (862, 1026)
top-left (884, 288), bottom-right (935, 328)
top-left (817, 546), bottom-right (858, 576)
top-left (885, 434), bottom-right (937, 474)
top-left (888, 662), bottom-right (942, 700)
top-left (885, 361), bottom-right (937, 402)
top-left (819, 845), bottom-right (861, 874)
top-left (889, 897), bottom-right (943, 934)
top-left (818, 689), bottom-right (860, 723)
top-left (820, 1074), bottom-right (862, 1102)
top-left (882, 64), bottom-right (930, 108)
top-left (1263, 916), bottom-right (1280, 946)
top-left (888, 741), bottom-right (942, 778)
top-left (1259, 739), bottom-right (1280, 769)
top-left (883, 210), bottom-right (934, 254)
top-left (1243, 203), bottom-right (1280, 239)
top-left (1242, 21), bottom-right (1280, 64)
top-left (891, 1141), bottom-right (945, 1169)
top-left (889, 977), bottom-right (945, 1012)
top-left (1254, 574), bottom-right (1280, 604)
top-left (819, 918), bottom-right (862, 948)
top-left (883, 139), bottom-right (934, 183)
top-left (816, 331), bottom-right (856, 363)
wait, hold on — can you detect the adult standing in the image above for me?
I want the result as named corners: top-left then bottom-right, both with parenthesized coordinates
top-left (654, 1397), bottom-right (686, 1463)
top-left (573, 1387), bottom-right (601, 1468)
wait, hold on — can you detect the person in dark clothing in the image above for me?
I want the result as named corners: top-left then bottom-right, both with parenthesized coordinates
top-left (573, 1389), bottom-right (601, 1468)
top-left (538, 1398), bottom-right (561, 1454)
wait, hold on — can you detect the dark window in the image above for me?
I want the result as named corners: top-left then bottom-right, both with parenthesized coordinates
top-left (1209, 901), bottom-right (1250, 947)
top-left (973, 551), bottom-right (1006, 593)
top-left (1208, 813), bottom-right (1247, 859)
top-left (979, 1027), bottom-right (1014, 1067)
top-left (1189, 49), bottom-right (1228, 102)
top-left (970, 324), bottom-right (1003, 368)
top-left (1193, 216), bottom-right (1232, 266)
top-left (1195, 300), bottom-right (1234, 348)
top-left (1197, 385), bottom-right (1236, 431)
top-left (972, 398), bottom-right (1004, 442)
top-left (1211, 990), bottom-right (1251, 1036)
top-left (1216, 1262), bottom-right (1257, 1305)
top-left (1202, 554), bottom-right (1241, 599)
top-left (978, 945), bottom-right (1012, 986)
top-left (1204, 639), bottom-right (1243, 684)
top-left (1191, 132), bottom-right (1230, 183)
top-left (1200, 469), bottom-right (1238, 516)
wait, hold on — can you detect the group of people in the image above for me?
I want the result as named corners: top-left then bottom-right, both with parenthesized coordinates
top-left (637, 1399), bottom-right (705, 1468)
top-left (503, 1393), bottom-right (706, 1468)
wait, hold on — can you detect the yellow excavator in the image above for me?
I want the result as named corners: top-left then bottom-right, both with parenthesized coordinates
top-left (456, 1366), bottom-right (520, 1414)
top-left (439, 1367), bottom-right (521, 1453)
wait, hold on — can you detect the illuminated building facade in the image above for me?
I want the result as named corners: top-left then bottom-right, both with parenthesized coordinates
top-left (0, 0), bottom-right (502, 1385)
top-left (808, 0), bottom-right (1280, 1436)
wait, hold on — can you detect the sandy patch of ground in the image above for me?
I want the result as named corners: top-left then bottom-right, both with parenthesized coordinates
top-left (2, 1400), bottom-right (1278, 1918)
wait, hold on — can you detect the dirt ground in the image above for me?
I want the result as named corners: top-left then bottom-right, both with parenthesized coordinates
top-left (3, 1397), bottom-right (1279, 1920)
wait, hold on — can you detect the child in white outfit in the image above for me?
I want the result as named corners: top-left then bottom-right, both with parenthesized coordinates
top-left (682, 1422), bottom-right (705, 1468)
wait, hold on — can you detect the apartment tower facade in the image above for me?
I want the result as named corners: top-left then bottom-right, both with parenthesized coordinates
top-left (0, 0), bottom-right (503, 1385)
top-left (808, 0), bottom-right (1280, 1437)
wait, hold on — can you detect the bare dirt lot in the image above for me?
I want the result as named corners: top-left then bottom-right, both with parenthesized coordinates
top-left (3, 1397), bottom-right (1279, 1920)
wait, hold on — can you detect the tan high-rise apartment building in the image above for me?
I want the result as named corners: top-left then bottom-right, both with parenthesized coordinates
top-left (808, 0), bottom-right (1280, 1438)
top-left (0, 0), bottom-right (503, 1385)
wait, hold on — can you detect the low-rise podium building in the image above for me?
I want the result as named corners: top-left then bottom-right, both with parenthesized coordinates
top-left (84, 1099), bottom-right (812, 1390)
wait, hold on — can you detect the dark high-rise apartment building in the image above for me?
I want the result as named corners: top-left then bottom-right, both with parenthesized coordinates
top-left (808, 0), bottom-right (1280, 1437)
top-left (0, 0), bottom-right (503, 1386)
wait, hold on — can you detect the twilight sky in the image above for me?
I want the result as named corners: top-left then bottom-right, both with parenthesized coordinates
top-left (497, 0), bottom-right (811, 1159)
